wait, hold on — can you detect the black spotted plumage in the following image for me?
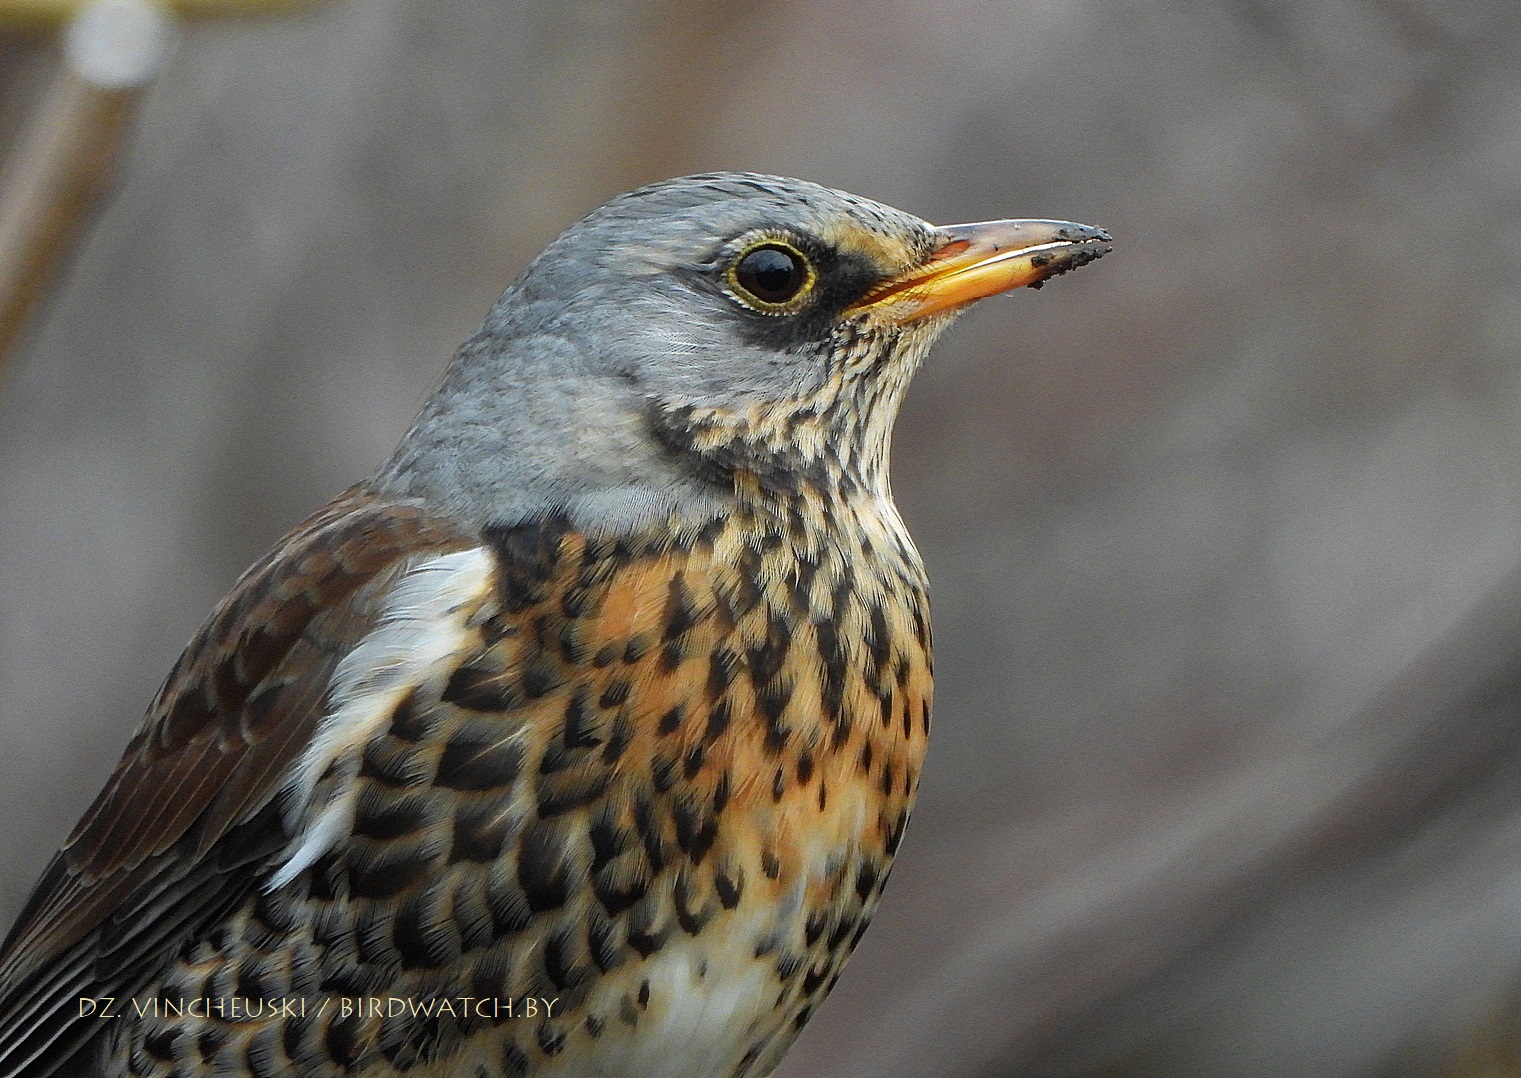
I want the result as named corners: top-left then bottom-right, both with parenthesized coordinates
top-left (0, 172), bottom-right (1111, 1078)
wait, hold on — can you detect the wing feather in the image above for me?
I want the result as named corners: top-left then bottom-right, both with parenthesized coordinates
top-left (0, 485), bottom-right (476, 1076)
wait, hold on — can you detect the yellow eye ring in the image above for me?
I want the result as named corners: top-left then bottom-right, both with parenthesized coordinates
top-left (726, 241), bottom-right (816, 312)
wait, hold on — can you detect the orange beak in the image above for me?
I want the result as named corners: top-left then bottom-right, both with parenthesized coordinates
top-left (847, 218), bottom-right (1112, 324)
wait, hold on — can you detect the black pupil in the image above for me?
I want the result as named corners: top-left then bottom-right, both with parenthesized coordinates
top-left (736, 246), bottom-right (806, 304)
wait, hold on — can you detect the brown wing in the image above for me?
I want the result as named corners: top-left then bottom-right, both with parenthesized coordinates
top-left (0, 485), bottom-right (474, 1076)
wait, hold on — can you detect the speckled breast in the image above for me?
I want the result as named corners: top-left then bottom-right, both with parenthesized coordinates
top-left (114, 495), bottom-right (932, 1078)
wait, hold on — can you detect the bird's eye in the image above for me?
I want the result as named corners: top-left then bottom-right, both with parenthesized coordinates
top-left (729, 243), bottom-right (814, 310)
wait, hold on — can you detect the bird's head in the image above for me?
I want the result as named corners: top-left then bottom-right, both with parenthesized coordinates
top-left (383, 173), bottom-right (1111, 528)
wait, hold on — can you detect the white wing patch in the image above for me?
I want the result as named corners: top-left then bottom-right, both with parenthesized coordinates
top-left (266, 546), bottom-right (493, 889)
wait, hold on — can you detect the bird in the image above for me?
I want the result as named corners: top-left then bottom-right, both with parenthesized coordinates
top-left (0, 172), bottom-right (1111, 1078)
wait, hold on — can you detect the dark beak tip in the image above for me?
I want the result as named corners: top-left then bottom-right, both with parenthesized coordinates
top-left (1031, 236), bottom-right (1113, 289)
top-left (1069, 242), bottom-right (1112, 267)
top-left (1063, 223), bottom-right (1112, 244)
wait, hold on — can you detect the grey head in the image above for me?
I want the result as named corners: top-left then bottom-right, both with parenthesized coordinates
top-left (376, 172), bottom-right (1111, 532)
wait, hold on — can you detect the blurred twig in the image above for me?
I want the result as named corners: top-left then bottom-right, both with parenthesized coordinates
top-left (0, 0), bottom-right (309, 25)
top-left (0, 0), bottom-right (329, 382)
top-left (0, 50), bottom-right (137, 371)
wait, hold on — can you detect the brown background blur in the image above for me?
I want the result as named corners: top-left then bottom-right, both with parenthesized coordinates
top-left (4, 3), bottom-right (1521, 1076)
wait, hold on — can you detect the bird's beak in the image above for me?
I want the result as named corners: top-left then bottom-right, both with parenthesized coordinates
top-left (847, 219), bottom-right (1113, 324)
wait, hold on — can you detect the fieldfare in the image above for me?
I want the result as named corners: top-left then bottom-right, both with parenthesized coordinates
top-left (0, 173), bottom-right (1110, 1078)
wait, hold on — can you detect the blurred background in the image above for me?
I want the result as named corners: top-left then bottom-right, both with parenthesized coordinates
top-left (3, 1), bottom-right (1521, 1075)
